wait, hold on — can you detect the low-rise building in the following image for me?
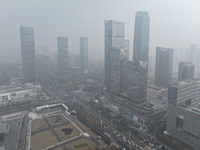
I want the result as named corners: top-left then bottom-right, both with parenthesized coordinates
top-left (0, 83), bottom-right (42, 104)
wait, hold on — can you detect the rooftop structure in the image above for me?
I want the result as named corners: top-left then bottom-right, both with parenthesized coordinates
top-left (168, 79), bottom-right (200, 106)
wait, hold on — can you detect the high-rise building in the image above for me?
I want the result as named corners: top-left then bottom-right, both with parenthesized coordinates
top-left (155, 47), bottom-right (173, 88)
top-left (111, 48), bottom-right (128, 93)
top-left (80, 37), bottom-right (88, 74)
top-left (187, 44), bottom-right (198, 64)
top-left (57, 36), bottom-right (69, 78)
top-left (167, 79), bottom-right (200, 150)
top-left (20, 26), bottom-right (36, 83)
top-left (126, 61), bottom-right (148, 103)
top-left (133, 11), bottom-right (150, 62)
top-left (104, 20), bottom-right (125, 91)
top-left (187, 45), bottom-right (200, 77)
top-left (178, 61), bottom-right (195, 81)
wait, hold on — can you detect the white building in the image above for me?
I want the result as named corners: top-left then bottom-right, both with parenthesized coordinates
top-left (0, 83), bottom-right (42, 104)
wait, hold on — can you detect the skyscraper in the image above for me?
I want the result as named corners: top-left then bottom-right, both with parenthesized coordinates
top-left (57, 36), bottom-right (69, 78)
top-left (155, 47), bottom-right (173, 88)
top-left (126, 61), bottom-right (148, 103)
top-left (80, 37), bottom-right (88, 82)
top-left (111, 48), bottom-right (128, 93)
top-left (80, 37), bottom-right (88, 74)
top-left (20, 26), bottom-right (36, 83)
top-left (133, 11), bottom-right (150, 62)
top-left (187, 44), bottom-right (200, 77)
top-left (178, 61), bottom-right (195, 81)
top-left (104, 20), bottom-right (125, 91)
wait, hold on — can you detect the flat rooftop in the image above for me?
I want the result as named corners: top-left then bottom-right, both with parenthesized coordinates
top-left (178, 105), bottom-right (200, 115)
top-left (171, 78), bottom-right (200, 87)
top-left (0, 82), bottom-right (41, 94)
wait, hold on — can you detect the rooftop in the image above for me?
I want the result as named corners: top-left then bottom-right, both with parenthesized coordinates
top-left (0, 82), bottom-right (41, 94)
top-left (179, 105), bottom-right (200, 115)
top-left (170, 78), bottom-right (200, 87)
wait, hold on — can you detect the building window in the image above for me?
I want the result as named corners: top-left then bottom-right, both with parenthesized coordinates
top-left (176, 116), bottom-right (184, 130)
top-left (2, 96), bottom-right (8, 100)
top-left (11, 93), bottom-right (16, 96)
top-left (25, 94), bottom-right (29, 98)
top-left (185, 99), bottom-right (191, 106)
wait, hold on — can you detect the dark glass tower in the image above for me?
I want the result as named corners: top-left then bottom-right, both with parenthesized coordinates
top-left (20, 26), bottom-right (36, 83)
top-left (57, 36), bottom-right (69, 78)
top-left (80, 37), bottom-right (88, 74)
top-left (80, 37), bottom-right (88, 82)
top-left (155, 47), bottom-right (173, 88)
top-left (133, 11), bottom-right (150, 62)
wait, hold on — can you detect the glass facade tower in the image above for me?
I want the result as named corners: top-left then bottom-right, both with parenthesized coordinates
top-left (20, 26), bottom-right (36, 83)
top-left (104, 20), bottom-right (125, 91)
top-left (57, 36), bottom-right (69, 78)
top-left (133, 11), bottom-right (150, 62)
top-left (155, 47), bottom-right (173, 88)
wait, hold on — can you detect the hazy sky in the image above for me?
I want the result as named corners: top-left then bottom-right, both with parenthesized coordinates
top-left (1, 0), bottom-right (200, 62)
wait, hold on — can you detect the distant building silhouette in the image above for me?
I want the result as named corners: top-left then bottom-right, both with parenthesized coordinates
top-left (80, 37), bottom-right (88, 82)
top-left (75, 55), bottom-right (80, 68)
top-left (20, 26), bottom-right (36, 83)
top-left (155, 47), bottom-right (173, 88)
top-left (133, 11), bottom-right (150, 62)
top-left (57, 36), bottom-right (69, 78)
top-left (187, 44), bottom-right (200, 77)
top-left (178, 61), bottom-right (194, 81)
top-left (80, 37), bottom-right (88, 72)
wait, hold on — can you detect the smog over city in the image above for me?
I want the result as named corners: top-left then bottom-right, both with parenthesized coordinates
top-left (0, 0), bottom-right (200, 150)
